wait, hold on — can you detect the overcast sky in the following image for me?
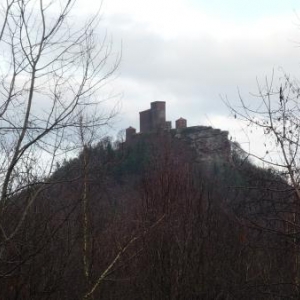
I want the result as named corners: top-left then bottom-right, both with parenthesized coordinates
top-left (82, 0), bottom-right (300, 154)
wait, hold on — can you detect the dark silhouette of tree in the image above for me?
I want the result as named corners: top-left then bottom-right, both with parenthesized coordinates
top-left (0, 0), bottom-right (120, 298)
top-left (225, 72), bottom-right (300, 296)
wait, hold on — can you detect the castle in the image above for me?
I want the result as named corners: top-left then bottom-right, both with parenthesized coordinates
top-left (125, 101), bottom-right (231, 162)
top-left (126, 101), bottom-right (187, 142)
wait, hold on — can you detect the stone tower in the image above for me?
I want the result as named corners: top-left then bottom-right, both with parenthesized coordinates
top-left (139, 101), bottom-right (167, 133)
top-left (126, 126), bottom-right (136, 142)
top-left (150, 101), bottom-right (166, 131)
top-left (176, 117), bottom-right (187, 129)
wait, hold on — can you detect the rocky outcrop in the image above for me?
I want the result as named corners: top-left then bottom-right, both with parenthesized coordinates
top-left (173, 126), bottom-right (231, 162)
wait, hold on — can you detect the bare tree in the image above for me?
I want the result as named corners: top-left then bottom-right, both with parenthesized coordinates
top-left (225, 73), bottom-right (300, 192)
top-left (225, 71), bottom-right (300, 293)
top-left (0, 0), bottom-right (120, 293)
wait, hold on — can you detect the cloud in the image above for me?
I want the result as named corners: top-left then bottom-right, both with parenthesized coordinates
top-left (76, 0), bottom-right (300, 150)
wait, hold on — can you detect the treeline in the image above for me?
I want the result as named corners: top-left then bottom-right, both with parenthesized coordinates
top-left (1, 135), bottom-right (299, 299)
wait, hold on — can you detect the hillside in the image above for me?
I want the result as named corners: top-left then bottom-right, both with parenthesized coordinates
top-left (1, 125), bottom-right (297, 300)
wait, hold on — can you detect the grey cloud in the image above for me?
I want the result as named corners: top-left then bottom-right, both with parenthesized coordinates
top-left (104, 14), bottom-right (300, 134)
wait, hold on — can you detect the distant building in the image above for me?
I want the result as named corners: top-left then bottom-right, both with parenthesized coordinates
top-left (124, 102), bottom-right (230, 162)
top-left (139, 101), bottom-right (170, 133)
top-left (126, 126), bottom-right (136, 142)
top-left (125, 101), bottom-right (188, 142)
top-left (176, 117), bottom-right (187, 129)
top-left (150, 101), bottom-right (166, 131)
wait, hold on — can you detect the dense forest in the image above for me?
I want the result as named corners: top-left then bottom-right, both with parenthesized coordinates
top-left (1, 0), bottom-right (300, 299)
top-left (1, 132), bottom-right (298, 300)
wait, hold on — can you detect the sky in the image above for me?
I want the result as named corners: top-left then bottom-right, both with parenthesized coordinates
top-left (79, 0), bottom-right (300, 156)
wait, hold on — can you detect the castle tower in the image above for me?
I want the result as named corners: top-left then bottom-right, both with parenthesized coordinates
top-left (126, 126), bottom-right (136, 142)
top-left (139, 101), bottom-right (166, 133)
top-left (150, 101), bottom-right (166, 131)
top-left (176, 117), bottom-right (187, 129)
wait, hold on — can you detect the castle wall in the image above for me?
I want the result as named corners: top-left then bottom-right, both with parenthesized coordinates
top-left (124, 124), bottom-right (231, 164)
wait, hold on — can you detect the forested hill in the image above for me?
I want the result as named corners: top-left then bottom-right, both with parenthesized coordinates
top-left (2, 130), bottom-right (296, 300)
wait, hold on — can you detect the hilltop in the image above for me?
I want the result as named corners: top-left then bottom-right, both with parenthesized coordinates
top-left (1, 103), bottom-right (295, 300)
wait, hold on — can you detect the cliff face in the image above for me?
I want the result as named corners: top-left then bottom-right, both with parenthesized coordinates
top-left (173, 126), bottom-right (231, 163)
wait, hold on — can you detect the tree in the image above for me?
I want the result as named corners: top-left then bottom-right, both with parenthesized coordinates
top-left (225, 73), bottom-right (300, 192)
top-left (0, 0), bottom-right (119, 297)
top-left (0, 0), bottom-right (119, 239)
top-left (225, 72), bottom-right (300, 294)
